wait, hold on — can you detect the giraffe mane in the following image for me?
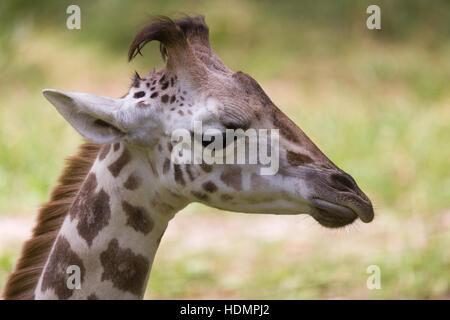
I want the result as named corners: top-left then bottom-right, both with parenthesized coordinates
top-left (2, 142), bottom-right (100, 300)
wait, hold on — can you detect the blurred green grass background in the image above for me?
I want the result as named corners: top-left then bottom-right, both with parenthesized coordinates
top-left (0, 0), bottom-right (449, 299)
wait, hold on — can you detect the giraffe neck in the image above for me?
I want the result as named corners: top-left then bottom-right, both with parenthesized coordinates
top-left (34, 142), bottom-right (186, 299)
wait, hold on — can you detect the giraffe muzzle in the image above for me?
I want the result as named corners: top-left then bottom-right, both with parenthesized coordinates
top-left (305, 170), bottom-right (375, 228)
top-left (310, 196), bottom-right (374, 228)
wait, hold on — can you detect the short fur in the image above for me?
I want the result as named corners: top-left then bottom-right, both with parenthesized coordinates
top-left (2, 143), bottom-right (100, 300)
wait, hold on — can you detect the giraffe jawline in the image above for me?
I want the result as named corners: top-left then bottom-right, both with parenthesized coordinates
top-left (309, 199), bottom-right (358, 228)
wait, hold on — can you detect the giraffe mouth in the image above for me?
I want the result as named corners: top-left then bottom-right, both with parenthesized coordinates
top-left (309, 198), bottom-right (359, 228)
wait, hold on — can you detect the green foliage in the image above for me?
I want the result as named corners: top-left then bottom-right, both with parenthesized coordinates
top-left (0, 253), bottom-right (16, 292)
top-left (147, 220), bottom-right (450, 299)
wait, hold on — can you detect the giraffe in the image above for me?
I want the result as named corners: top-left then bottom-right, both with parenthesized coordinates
top-left (3, 16), bottom-right (374, 300)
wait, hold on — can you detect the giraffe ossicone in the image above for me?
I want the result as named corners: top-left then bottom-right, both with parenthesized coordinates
top-left (4, 15), bottom-right (374, 300)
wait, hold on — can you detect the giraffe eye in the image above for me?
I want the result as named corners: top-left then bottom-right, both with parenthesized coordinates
top-left (223, 120), bottom-right (251, 131)
top-left (201, 132), bottom-right (228, 149)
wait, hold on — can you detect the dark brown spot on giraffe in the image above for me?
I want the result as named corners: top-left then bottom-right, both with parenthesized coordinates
top-left (152, 80), bottom-right (157, 85)
top-left (159, 74), bottom-right (166, 83)
top-left (124, 173), bottom-right (141, 190)
top-left (183, 91), bottom-right (187, 95)
top-left (180, 103), bottom-right (184, 106)
top-left (161, 82), bottom-right (169, 90)
top-left (98, 144), bottom-right (111, 161)
top-left (122, 201), bottom-right (154, 234)
top-left (113, 143), bottom-right (121, 152)
top-left (173, 164), bottom-right (185, 185)
top-left (170, 77), bottom-right (175, 87)
top-left (202, 181), bottom-right (217, 193)
top-left (191, 191), bottom-right (209, 201)
top-left (170, 95), bottom-right (176, 103)
top-left (41, 236), bottom-right (85, 300)
top-left (286, 150), bottom-right (313, 166)
top-left (76, 188), bottom-right (111, 247)
top-left (163, 158), bottom-right (170, 174)
top-left (108, 147), bottom-right (131, 177)
top-left (220, 167), bottom-right (243, 191)
top-left (70, 173), bottom-right (111, 247)
top-left (180, 96), bottom-right (185, 101)
top-left (133, 91), bottom-right (145, 99)
top-left (137, 101), bottom-right (150, 108)
top-left (100, 239), bottom-right (149, 297)
top-left (177, 110), bottom-right (184, 116)
top-left (200, 163), bottom-right (213, 173)
top-left (146, 82), bottom-right (150, 88)
top-left (150, 92), bottom-right (158, 98)
top-left (161, 94), bottom-right (169, 103)
top-left (87, 293), bottom-right (99, 300)
top-left (221, 194), bottom-right (233, 201)
top-left (150, 86), bottom-right (155, 91)
top-left (167, 141), bottom-right (173, 152)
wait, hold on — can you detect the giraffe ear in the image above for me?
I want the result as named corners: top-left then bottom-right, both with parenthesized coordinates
top-left (43, 89), bottom-right (126, 144)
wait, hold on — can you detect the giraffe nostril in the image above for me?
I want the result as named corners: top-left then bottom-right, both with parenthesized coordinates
top-left (330, 173), bottom-right (355, 191)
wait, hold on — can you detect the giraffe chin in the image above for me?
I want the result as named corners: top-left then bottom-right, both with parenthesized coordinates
top-left (309, 199), bottom-right (359, 228)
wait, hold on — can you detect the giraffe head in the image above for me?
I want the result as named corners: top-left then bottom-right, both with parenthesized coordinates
top-left (43, 16), bottom-right (373, 228)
